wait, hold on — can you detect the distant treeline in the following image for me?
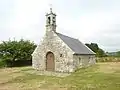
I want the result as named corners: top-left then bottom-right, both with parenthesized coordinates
top-left (106, 51), bottom-right (120, 57)
top-left (85, 43), bottom-right (120, 58)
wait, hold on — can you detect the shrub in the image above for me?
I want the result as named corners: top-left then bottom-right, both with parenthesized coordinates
top-left (0, 39), bottom-right (36, 67)
top-left (0, 59), bottom-right (6, 68)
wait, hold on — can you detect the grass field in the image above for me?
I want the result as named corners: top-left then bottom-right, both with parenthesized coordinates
top-left (0, 62), bottom-right (120, 90)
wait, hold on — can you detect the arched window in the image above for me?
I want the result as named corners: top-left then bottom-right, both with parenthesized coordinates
top-left (48, 17), bottom-right (51, 24)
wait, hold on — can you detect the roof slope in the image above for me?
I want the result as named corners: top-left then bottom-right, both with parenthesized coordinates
top-left (56, 33), bottom-right (95, 55)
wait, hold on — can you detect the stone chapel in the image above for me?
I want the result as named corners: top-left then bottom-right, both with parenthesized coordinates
top-left (32, 8), bottom-right (96, 73)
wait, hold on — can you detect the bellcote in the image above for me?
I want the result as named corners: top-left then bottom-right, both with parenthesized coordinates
top-left (46, 8), bottom-right (56, 32)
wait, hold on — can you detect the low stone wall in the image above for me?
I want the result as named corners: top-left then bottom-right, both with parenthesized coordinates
top-left (96, 57), bottom-right (120, 62)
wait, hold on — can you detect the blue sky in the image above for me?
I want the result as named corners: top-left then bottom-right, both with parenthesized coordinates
top-left (0, 0), bottom-right (120, 52)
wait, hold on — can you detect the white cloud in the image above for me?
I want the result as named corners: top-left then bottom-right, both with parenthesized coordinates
top-left (8, 0), bottom-right (51, 41)
top-left (0, 0), bottom-right (120, 52)
top-left (56, 10), bottom-right (120, 52)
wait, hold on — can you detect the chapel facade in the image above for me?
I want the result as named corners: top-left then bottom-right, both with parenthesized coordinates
top-left (32, 8), bottom-right (96, 72)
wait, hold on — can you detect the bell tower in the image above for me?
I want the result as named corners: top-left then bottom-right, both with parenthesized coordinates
top-left (46, 8), bottom-right (56, 32)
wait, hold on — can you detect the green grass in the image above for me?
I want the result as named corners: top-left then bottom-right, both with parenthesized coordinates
top-left (0, 62), bottom-right (120, 90)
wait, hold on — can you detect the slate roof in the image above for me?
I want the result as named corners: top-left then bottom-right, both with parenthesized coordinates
top-left (56, 32), bottom-right (95, 55)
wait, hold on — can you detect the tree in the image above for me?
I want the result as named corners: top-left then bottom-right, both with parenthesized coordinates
top-left (85, 43), bottom-right (99, 53)
top-left (116, 51), bottom-right (120, 57)
top-left (0, 39), bottom-right (36, 67)
top-left (85, 43), bottom-right (106, 57)
top-left (96, 49), bottom-right (106, 57)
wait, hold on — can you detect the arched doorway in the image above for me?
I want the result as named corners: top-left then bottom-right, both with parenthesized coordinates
top-left (46, 52), bottom-right (55, 71)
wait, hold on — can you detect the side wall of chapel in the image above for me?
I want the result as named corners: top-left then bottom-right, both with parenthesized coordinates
top-left (73, 54), bottom-right (96, 70)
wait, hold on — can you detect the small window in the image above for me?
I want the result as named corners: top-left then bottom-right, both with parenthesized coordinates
top-left (79, 57), bottom-right (82, 65)
top-left (89, 56), bottom-right (91, 63)
top-left (79, 57), bottom-right (81, 63)
top-left (89, 57), bottom-right (91, 59)
top-left (79, 57), bottom-right (81, 61)
top-left (60, 54), bottom-right (63, 57)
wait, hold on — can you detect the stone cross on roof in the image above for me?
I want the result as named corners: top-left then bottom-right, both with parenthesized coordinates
top-left (49, 4), bottom-right (53, 13)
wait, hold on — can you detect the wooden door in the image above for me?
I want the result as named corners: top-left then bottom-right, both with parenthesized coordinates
top-left (46, 52), bottom-right (54, 71)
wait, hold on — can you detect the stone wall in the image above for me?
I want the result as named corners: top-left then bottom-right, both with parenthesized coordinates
top-left (96, 57), bottom-right (120, 62)
top-left (32, 31), bottom-right (75, 72)
top-left (73, 54), bottom-right (96, 70)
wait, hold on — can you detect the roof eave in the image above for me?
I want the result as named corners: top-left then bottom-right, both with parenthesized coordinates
top-left (73, 53), bottom-right (96, 55)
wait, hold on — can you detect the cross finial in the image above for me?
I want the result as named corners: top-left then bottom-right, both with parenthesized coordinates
top-left (49, 4), bottom-right (53, 13)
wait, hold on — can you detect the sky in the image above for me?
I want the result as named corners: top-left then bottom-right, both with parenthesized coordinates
top-left (0, 0), bottom-right (120, 52)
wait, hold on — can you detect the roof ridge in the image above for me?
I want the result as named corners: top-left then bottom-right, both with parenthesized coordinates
top-left (55, 32), bottom-right (78, 40)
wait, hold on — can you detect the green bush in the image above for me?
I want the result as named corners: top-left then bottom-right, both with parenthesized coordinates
top-left (0, 59), bottom-right (6, 68)
top-left (0, 39), bottom-right (36, 67)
